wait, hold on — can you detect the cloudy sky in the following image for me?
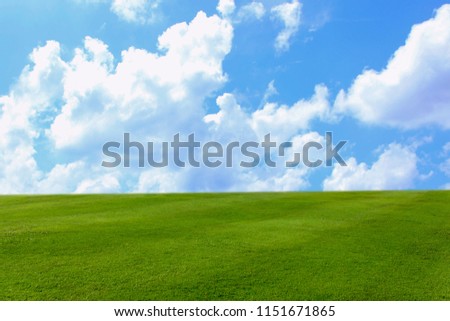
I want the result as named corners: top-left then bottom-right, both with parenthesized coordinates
top-left (0, 0), bottom-right (449, 193)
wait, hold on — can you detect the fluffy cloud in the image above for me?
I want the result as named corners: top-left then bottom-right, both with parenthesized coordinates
top-left (111, 0), bottom-right (159, 24)
top-left (201, 92), bottom-right (329, 192)
top-left (324, 144), bottom-right (419, 191)
top-left (217, 0), bottom-right (236, 17)
top-left (271, 0), bottom-right (302, 52)
top-left (335, 4), bottom-right (450, 129)
top-left (236, 2), bottom-right (265, 21)
top-left (205, 83), bottom-right (331, 143)
top-left (441, 159), bottom-right (450, 177)
top-left (0, 4), bottom-right (331, 194)
top-left (75, 0), bottom-right (159, 24)
top-left (0, 9), bottom-right (234, 194)
top-left (0, 41), bottom-right (67, 193)
top-left (250, 84), bottom-right (330, 141)
top-left (245, 131), bottom-right (326, 191)
top-left (443, 142), bottom-right (450, 154)
top-left (5, 1), bottom-right (444, 194)
top-left (37, 162), bottom-right (88, 194)
top-left (48, 11), bottom-right (233, 151)
top-left (440, 143), bottom-right (450, 187)
top-left (75, 174), bottom-right (121, 193)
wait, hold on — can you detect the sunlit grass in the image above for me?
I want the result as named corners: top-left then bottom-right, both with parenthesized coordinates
top-left (1, 191), bottom-right (448, 300)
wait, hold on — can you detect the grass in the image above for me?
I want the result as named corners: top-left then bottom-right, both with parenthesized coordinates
top-left (0, 191), bottom-right (449, 301)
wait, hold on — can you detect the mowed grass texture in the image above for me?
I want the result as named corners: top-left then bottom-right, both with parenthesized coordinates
top-left (1, 192), bottom-right (449, 301)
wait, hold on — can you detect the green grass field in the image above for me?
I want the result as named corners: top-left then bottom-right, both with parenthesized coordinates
top-left (1, 191), bottom-right (449, 301)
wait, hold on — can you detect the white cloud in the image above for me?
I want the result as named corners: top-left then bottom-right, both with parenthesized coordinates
top-left (136, 169), bottom-right (184, 193)
top-left (9, 1), bottom-right (442, 195)
top-left (204, 93), bottom-right (254, 141)
top-left (217, 0), bottom-right (236, 17)
top-left (48, 11), bottom-right (233, 151)
top-left (262, 80), bottom-right (278, 103)
top-left (239, 167), bottom-right (309, 191)
top-left (440, 158), bottom-right (450, 177)
top-left (74, 0), bottom-right (159, 24)
top-left (201, 93), bottom-right (329, 192)
top-left (75, 174), bottom-right (121, 193)
top-left (324, 144), bottom-right (419, 191)
top-left (250, 84), bottom-right (330, 141)
top-left (271, 0), bottom-right (302, 52)
top-left (111, 0), bottom-right (159, 24)
top-left (37, 162), bottom-right (87, 194)
top-left (441, 142), bottom-right (450, 187)
top-left (204, 84), bottom-right (330, 148)
top-left (1, 6), bottom-right (326, 194)
top-left (443, 142), bottom-right (450, 155)
top-left (0, 10), bottom-right (235, 194)
top-left (171, 86), bottom-right (329, 192)
top-left (335, 4), bottom-right (450, 129)
top-left (441, 142), bottom-right (450, 189)
top-left (0, 41), bottom-right (67, 194)
top-left (234, 132), bottom-right (326, 192)
top-left (236, 2), bottom-right (265, 21)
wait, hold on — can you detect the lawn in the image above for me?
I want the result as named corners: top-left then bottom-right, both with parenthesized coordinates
top-left (0, 191), bottom-right (449, 300)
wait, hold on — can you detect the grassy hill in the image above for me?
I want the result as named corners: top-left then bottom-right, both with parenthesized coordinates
top-left (1, 191), bottom-right (449, 301)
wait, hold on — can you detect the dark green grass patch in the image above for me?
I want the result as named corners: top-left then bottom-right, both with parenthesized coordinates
top-left (1, 191), bottom-right (449, 300)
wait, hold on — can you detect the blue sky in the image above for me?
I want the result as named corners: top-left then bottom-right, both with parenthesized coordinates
top-left (0, 0), bottom-right (449, 193)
